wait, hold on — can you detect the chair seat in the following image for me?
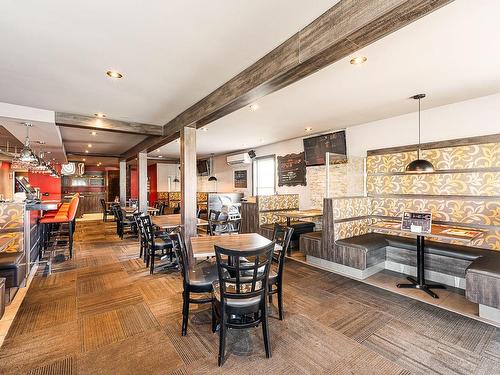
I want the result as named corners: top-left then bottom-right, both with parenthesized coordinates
top-left (188, 263), bottom-right (219, 288)
top-left (212, 280), bottom-right (262, 307)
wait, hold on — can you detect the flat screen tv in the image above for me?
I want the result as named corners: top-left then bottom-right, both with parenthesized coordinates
top-left (303, 130), bottom-right (346, 166)
top-left (197, 160), bottom-right (209, 176)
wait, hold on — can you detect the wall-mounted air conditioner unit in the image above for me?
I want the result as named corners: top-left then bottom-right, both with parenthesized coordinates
top-left (226, 153), bottom-right (251, 167)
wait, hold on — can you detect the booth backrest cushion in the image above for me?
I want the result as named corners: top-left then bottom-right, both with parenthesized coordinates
top-left (257, 194), bottom-right (299, 226)
top-left (366, 138), bottom-right (500, 250)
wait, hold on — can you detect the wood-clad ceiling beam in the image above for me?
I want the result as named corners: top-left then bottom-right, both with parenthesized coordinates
top-left (55, 112), bottom-right (163, 136)
top-left (121, 0), bottom-right (453, 158)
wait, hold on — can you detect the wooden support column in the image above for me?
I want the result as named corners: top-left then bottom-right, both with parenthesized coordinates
top-left (119, 160), bottom-right (126, 206)
top-left (180, 126), bottom-right (197, 252)
top-left (138, 152), bottom-right (148, 213)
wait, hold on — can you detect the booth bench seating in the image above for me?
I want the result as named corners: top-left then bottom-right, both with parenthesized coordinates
top-left (240, 194), bottom-right (316, 250)
top-left (300, 197), bottom-right (500, 324)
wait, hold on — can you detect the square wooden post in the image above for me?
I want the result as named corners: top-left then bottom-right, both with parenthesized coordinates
top-left (138, 152), bottom-right (148, 214)
top-left (180, 126), bottom-right (197, 250)
top-left (119, 160), bottom-right (126, 206)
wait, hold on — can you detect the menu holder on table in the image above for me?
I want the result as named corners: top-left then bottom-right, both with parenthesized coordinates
top-left (401, 212), bottom-right (432, 234)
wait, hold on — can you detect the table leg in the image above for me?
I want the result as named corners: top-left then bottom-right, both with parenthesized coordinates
top-left (396, 235), bottom-right (446, 299)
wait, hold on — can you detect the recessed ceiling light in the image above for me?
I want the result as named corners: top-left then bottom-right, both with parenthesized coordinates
top-left (249, 103), bottom-right (259, 111)
top-left (90, 131), bottom-right (97, 136)
top-left (350, 56), bottom-right (367, 65)
top-left (46, 151), bottom-right (52, 154)
top-left (83, 158), bottom-right (86, 161)
top-left (87, 144), bottom-right (92, 148)
top-left (305, 127), bottom-right (313, 132)
top-left (201, 127), bottom-right (208, 132)
top-left (85, 150), bottom-right (89, 153)
top-left (94, 113), bottom-right (106, 118)
top-left (106, 70), bottom-right (123, 79)
top-left (158, 155), bottom-right (163, 158)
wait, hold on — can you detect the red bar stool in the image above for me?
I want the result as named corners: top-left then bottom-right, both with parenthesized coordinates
top-left (39, 195), bottom-right (79, 262)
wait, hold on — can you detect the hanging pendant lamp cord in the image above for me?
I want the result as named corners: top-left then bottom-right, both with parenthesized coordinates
top-left (418, 97), bottom-right (421, 159)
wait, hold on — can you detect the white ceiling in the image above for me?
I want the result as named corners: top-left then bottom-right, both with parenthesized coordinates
top-left (0, 0), bottom-right (338, 125)
top-left (154, 0), bottom-right (500, 158)
top-left (60, 127), bottom-right (147, 155)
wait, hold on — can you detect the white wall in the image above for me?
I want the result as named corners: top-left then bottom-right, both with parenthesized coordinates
top-left (156, 163), bottom-right (180, 192)
top-left (346, 93), bottom-right (500, 156)
top-left (211, 93), bottom-right (500, 209)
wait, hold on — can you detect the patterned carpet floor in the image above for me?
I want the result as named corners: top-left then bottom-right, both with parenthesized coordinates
top-left (0, 220), bottom-right (498, 374)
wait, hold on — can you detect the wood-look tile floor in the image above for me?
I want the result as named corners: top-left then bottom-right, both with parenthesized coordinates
top-left (0, 220), bottom-right (498, 374)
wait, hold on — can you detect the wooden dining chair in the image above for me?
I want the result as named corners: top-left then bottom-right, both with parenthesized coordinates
top-left (140, 215), bottom-right (173, 274)
top-left (268, 224), bottom-right (294, 320)
top-left (170, 231), bottom-right (218, 336)
top-left (212, 241), bottom-right (275, 366)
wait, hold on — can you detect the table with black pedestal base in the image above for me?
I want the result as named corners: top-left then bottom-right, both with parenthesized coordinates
top-left (370, 221), bottom-right (485, 299)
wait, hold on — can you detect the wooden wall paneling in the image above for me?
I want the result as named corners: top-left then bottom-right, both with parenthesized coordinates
top-left (322, 198), bottom-right (335, 258)
top-left (239, 202), bottom-right (256, 234)
top-left (107, 170), bottom-right (119, 202)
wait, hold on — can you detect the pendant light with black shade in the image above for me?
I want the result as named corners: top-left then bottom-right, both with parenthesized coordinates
top-left (405, 94), bottom-right (435, 173)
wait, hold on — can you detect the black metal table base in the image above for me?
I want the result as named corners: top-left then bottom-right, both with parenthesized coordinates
top-left (396, 235), bottom-right (446, 299)
top-left (397, 276), bottom-right (446, 299)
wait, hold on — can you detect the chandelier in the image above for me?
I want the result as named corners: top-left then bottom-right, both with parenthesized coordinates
top-left (11, 123), bottom-right (60, 178)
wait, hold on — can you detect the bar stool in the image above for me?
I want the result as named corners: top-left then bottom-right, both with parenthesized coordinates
top-left (39, 194), bottom-right (80, 265)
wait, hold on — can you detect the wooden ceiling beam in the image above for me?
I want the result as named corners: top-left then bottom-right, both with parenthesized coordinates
top-left (55, 112), bottom-right (163, 136)
top-left (121, 0), bottom-right (452, 159)
top-left (163, 0), bottom-right (453, 135)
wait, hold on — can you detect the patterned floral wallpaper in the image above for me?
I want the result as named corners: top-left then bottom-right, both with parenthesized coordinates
top-left (367, 172), bottom-right (499, 196)
top-left (365, 138), bottom-right (499, 250)
top-left (257, 194), bottom-right (299, 212)
top-left (0, 203), bottom-right (24, 231)
top-left (366, 142), bottom-right (499, 174)
top-left (331, 197), bottom-right (371, 220)
top-left (334, 218), bottom-right (370, 241)
top-left (0, 203), bottom-right (24, 254)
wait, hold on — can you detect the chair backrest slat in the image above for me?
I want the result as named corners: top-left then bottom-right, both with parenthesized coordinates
top-left (170, 229), bottom-right (189, 284)
top-left (214, 242), bottom-right (274, 302)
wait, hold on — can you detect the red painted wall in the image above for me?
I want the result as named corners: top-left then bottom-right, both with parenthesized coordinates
top-left (130, 168), bottom-right (138, 199)
top-left (28, 166), bottom-right (62, 201)
top-left (148, 164), bottom-right (157, 203)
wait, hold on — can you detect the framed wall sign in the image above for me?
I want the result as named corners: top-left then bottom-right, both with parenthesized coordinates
top-left (234, 170), bottom-right (247, 188)
top-left (277, 152), bottom-right (306, 187)
top-left (401, 211), bottom-right (432, 233)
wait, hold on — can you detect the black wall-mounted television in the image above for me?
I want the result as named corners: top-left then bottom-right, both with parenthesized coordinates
top-left (197, 160), bottom-right (209, 175)
top-left (303, 130), bottom-right (346, 166)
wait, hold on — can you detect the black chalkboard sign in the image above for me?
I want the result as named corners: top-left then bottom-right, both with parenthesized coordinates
top-left (303, 130), bottom-right (346, 166)
top-left (277, 152), bottom-right (307, 187)
top-left (234, 170), bottom-right (247, 188)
